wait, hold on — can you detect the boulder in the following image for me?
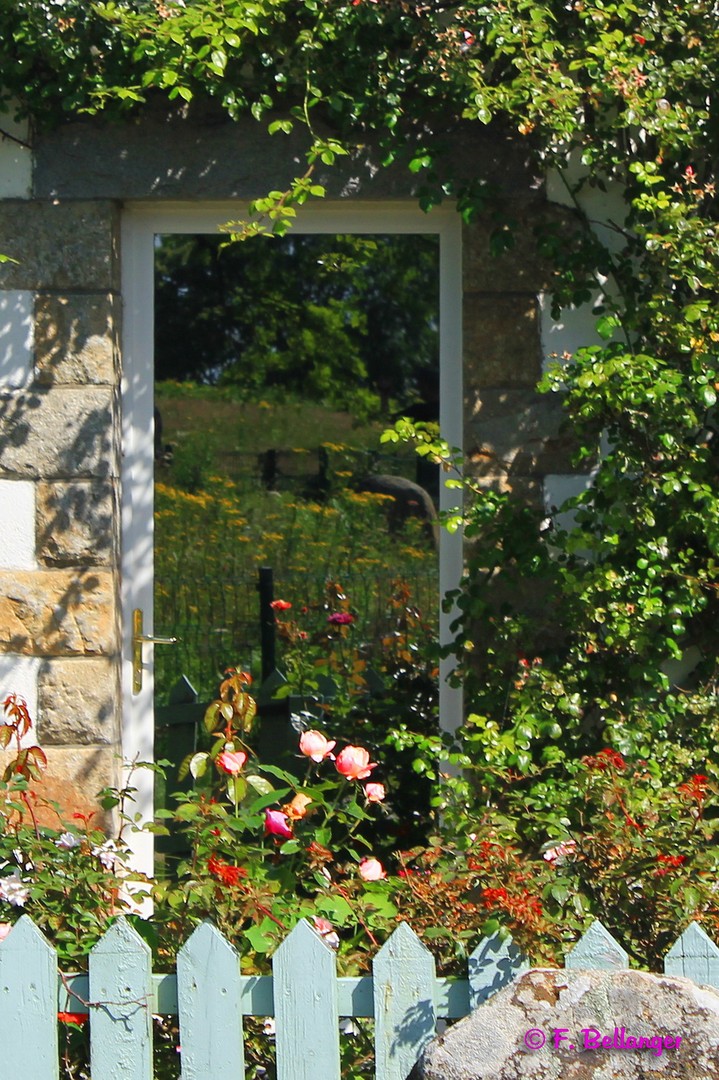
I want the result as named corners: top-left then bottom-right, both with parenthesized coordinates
top-left (355, 473), bottom-right (439, 548)
top-left (410, 967), bottom-right (719, 1079)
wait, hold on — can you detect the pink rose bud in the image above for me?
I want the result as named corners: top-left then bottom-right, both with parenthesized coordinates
top-left (335, 745), bottom-right (378, 781)
top-left (358, 857), bottom-right (386, 881)
top-left (312, 916), bottom-right (340, 949)
top-left (364, 782), bottom-right (386, 803)
top-left (217, 749), bottom-right (248, 775)
top-left (299, 730), bottom-right (337, 762)
top-left (264, 809), bottom-right (293, 840)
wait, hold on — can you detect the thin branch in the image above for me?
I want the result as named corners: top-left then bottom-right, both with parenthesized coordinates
top-left (0, 126), bottom-right (31, 150)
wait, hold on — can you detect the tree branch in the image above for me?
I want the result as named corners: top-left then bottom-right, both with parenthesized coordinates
top-left (0, 126), bottom-right (31, 150)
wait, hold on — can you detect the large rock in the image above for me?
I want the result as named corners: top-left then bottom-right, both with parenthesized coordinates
top-left (411, 967), bottom-right (719, 1079)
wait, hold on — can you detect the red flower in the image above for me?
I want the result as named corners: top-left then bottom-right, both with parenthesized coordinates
top-left (481, 886), bottom-right (509, 908)
top-left (264, 809), bottom-right (293, 840)
top-left (654, 854), bottom-right (687, 877)
top-left (270, 599), bottom-right (292, 611)
top-left (208, 855), bottom-right (247, 886)
top-left (582, 748), bottom-right (626, 772)
top-left (328, 612), bottom-right (354, 625)
top-left (678, 773), bottom-right (709, 799)
top-left (58, 1012), bottom-right (89, 1025)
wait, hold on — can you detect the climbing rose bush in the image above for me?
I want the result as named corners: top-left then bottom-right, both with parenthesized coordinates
top-left (4, 682), bottom-right (719, 984)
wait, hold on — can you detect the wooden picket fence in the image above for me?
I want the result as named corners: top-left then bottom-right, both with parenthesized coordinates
top-left (1, 914), bottom-right (718, 1079)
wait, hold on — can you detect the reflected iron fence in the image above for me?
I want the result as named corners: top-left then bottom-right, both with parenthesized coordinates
top-left (154, 564), bottom-right (439, 703)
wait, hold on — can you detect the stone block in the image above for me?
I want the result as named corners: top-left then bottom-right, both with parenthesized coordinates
top-left (33, 103), bottom-right (539, 201)
top-left (38, 657), bottom-right (119, 745)
top-left (467, 474), bottom-right (545, 511)
top-left (464, 296), bottom-right (542, 389)
top-left (0, 743), bottom-right (121, 829)
top-left (411, 966), bottom-right (719, 1079)
top-left (463, 201), bottom-right (576, 294)
top-left (0, 386), bottom-right (115, 479)
top-left (36, 479), bottom-right (116, 566)
top-left (0, 201), bottom-right (119, 291)
top-left (465, 388), bottom-right (581, 477)
top-left (35, 293), bottom-right (118, 386)
top-left (0, 568), bottom-right (117, 656)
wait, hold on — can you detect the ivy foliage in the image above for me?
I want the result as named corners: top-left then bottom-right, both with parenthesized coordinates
top-left (2, 1), bottom-right (719, 813)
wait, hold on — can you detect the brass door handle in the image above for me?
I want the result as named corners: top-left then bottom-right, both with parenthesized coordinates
top-left (132, 608), bottom-right (177, 694)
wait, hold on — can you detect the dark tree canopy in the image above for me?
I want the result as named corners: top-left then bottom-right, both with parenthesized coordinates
top-left (154, 233), bottom-right (439, 416)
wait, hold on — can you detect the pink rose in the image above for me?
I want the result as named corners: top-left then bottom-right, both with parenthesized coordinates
top-left (364, 782), bottom-right (386, 803)
top-left (299, 730), bottom-right (337, 763)
top-left (328, 612), bottom-right (354, 625)
top-left (358, 857), bottom-right (386, 881)
top-left (543, 840), bottom-right (577, 866)
top-left (264, 809), bottom-right (293, 840)
top-left (336, 745), bottom-right (377, 781)
top-left (217, 749), bottom-right (248, 775)
top-left (312, 916), bottom-right (340, 949)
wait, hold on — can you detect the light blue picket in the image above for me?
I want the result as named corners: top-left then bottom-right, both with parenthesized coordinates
top-left (11, 912), bottom-right (719, 1080)
top-left (468, 930), bottom-right (528, 1009)
top-left (177, 920), bottom-right (245, 1079)
top-left (665, 921), bottom-right (719, 989)
top-left (273, 918), bottom-right (341, 1080)
top-left (565, 919), bottom-right (628, 970)
top-left (0, 915), bottom-right (59, 1079)
top-left (88, 915), bottom-right (153, 1080)
top-left (373, 921), bottom-right (436, 1080)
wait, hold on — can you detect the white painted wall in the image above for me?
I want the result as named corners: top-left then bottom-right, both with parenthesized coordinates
top-left (541, 158), bottom-right (626, 513)
top-left (0, 655), bottom-right (39, 730)
top-left (0, 480), bottom-right (36, 570)
top-left (0, 107), bottom-right (32, 199)
top-left (0, 290), bottom-right (34, 388)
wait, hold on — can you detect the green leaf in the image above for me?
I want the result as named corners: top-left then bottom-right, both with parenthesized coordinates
top-left (246, 774), bottom-right (274, 796)
top-left (189, 752), bottom-right (209, 779)
top-left (244, 924), bottom-right (274, 952)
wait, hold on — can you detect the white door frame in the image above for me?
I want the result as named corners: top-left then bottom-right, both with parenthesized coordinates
top-left (120, 200), bottom-right (463, 876)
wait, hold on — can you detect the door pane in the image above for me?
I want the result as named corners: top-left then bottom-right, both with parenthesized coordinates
top-left (152, 233), bottom-right (441, 862)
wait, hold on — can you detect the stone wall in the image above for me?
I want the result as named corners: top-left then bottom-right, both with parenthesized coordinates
top-left (0, 101), bottom-right (595, 825)
top-left (0, 178), bottom-right (122, 818)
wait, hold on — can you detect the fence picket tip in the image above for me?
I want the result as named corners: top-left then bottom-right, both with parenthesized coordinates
top-left (0, 911), bottom-right (59, 1078)
top-left (1, 912), bottom-right (55, 949)
top-left (373, 917), bottom-right (436, 1080)
top-left (468, 929), bottom-right (528, 1009)
top-left (665, 922), bottom-right (719, 988)
top-left (565, 919), bottom-right (628, 970)
top-left (273, 915), bottom-right (341, 1080)
top-left (90, 913), bottom-right (152, 956)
